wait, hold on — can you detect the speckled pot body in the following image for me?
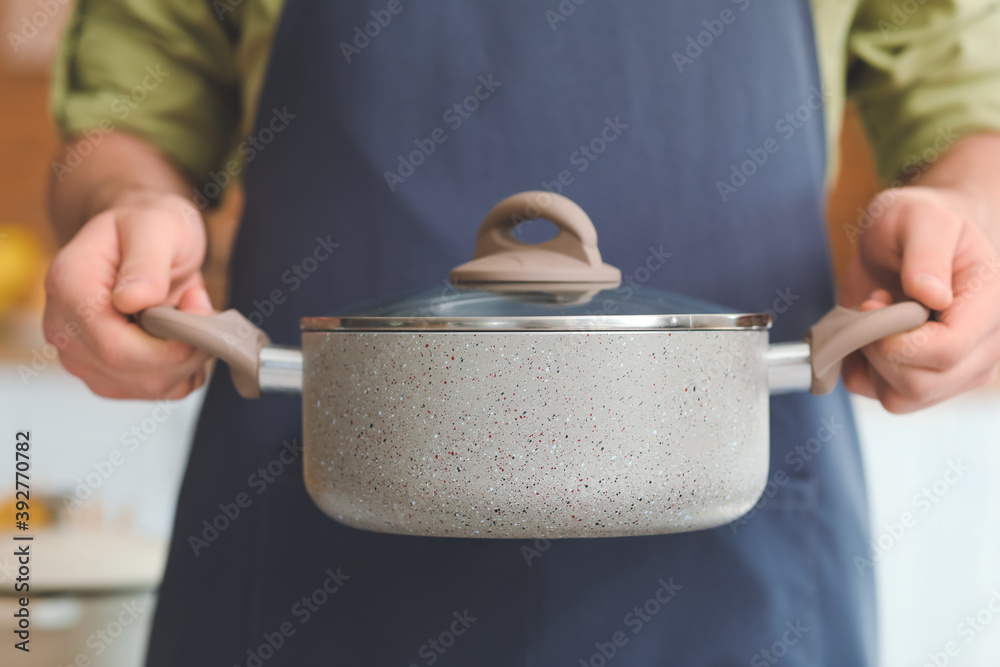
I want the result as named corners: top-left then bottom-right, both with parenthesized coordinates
top-left (301, 330), bottom-right (769, 538)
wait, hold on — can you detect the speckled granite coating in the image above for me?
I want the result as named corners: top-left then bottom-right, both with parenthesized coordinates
top-left (302, 330), bottom-right (769, 538)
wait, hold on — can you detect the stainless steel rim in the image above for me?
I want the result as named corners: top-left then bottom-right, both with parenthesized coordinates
top-left (301, 313), bottom-right (772, 332)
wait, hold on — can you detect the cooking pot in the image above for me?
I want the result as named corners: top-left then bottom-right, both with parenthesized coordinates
top-left (140, 192), bottom-right (928, 538)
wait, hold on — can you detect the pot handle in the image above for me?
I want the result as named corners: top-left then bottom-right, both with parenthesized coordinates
top-left (806, 301), bottom-right (930, 394)
top-left (138, 306), bottom-right (271, 399)
top-left (450, 191), bottom-right (621, 284)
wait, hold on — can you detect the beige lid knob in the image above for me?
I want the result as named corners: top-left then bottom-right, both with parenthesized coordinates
top-left (450, 191), bottom-right (622, 285)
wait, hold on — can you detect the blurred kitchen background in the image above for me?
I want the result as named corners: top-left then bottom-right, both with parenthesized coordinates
top-left (0, 1), bottom-right (997, 665)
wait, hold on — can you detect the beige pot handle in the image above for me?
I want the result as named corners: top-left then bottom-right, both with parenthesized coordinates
top-left (450, 191), bottom-right (621, 284)
top-left (138, 306), bottom-right (271, 399)
top-left (807, 301), bottom-right (930, 394)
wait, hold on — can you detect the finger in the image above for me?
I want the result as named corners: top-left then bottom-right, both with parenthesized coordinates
top-left (864, 327), bottom-right (1000, 405)
top-left (855, 190), bottom-right (908, 298)
top-left (838, 256), bottom-right (881, 309)
top-left (44, 229), bottom-right (118, 326)
top-left (42, 244), bottom-right (164, 367)
top-left (841, 295), bottom-right (887, 398)
top-left (112, 209), bottom-right (184, 314)
top-left (48, 297), bottom-right (208, 379)
top-left (85, 292), bottom-right (211, 369)
top-left (860, 220), bottom-right (1000, 374)
top-left (164, 374), bottom-right (201, 401)
top-left (897, 208), bottom-right (962, 311)
top-left (842, 351), bottom-right (877, 399)
top-left (97, 278), bottom-right (215, 373)
top-left (929, 251), bottom-right (1000, 366)
top-left (855, 188), bottom-right (966, 309)
top-left (60, 355), bottom-right (139, 400)
top-left (823, 290), bottom-right (896, 399)
top-left (70, 267), bottom-right (212, 372)
top-left (62, 348), bottom-right (208, 400)
top-left (859, 288), bottom-right (892, 311)
top-left (873, 255), bottom-right (1000, 373)
top-left (872, 363), bottom-right (1000, 414)
top-left (176, 282), bottom-right (214, 316)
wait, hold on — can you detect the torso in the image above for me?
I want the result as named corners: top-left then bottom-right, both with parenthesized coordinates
top-left (148, 3), bottom-right (874, 665)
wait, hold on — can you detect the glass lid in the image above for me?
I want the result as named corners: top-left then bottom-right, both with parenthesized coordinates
top-left (300, 284), bottom-right (770, 331)
top-left (301, 191), bottom-right (769, 332)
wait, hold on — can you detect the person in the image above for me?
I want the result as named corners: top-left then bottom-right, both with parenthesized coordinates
top-left (44, 1), bottom-right (1000, 664)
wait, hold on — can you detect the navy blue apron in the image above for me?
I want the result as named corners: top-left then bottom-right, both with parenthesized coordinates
top-left (148, 2), bottom-right (875, 665)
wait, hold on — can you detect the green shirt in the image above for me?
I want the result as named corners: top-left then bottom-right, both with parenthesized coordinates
top-left (52, 0), bottom-right (1000, 187)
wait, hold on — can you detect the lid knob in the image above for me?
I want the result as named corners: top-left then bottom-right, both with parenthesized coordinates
top-left (450, 191), bottom-right (622, 286)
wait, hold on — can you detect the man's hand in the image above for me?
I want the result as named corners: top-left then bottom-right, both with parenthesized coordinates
top-left (840, 178), bottom-right (1000, 413)
top-left (43, 191), bottom-right (213, 399)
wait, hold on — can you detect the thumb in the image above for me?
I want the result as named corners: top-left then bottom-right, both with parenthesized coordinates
top-left (898, 211), bottom-right (961, 311)
top-left (111, 214), bottom-right (178, 314)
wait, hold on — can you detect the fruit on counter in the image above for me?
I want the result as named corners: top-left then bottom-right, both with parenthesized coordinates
top-left (0, 224), bottom-right (48, 315)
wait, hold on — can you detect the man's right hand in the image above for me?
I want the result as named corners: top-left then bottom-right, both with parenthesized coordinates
top-left (43, 192), bottom-right (214, 400)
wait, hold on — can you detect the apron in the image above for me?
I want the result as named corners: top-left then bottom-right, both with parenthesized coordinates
top-left (148, 2), bottom-right (876, 665)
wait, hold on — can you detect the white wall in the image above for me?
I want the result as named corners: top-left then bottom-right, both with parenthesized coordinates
top-left (854, 393), bottom-right (1000, 667)
top-left (0, 364), bottom-right (203, 538)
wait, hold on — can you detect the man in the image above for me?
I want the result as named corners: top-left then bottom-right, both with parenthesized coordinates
top-left (44, 1), bottom-right (1000, 664)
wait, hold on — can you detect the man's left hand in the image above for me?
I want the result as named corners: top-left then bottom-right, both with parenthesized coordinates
top-left (840, 183), bottom-right (1000, 413)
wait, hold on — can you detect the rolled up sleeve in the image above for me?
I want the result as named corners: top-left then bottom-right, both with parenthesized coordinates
top-left (51, 0), bottom-right (240, 185)
top-left (847, 0), bottom-right (1000, 181)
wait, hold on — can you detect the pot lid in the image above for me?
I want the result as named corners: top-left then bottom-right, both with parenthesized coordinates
top-left (302, 192), bottom-right (770, 333)
top-left (301, 285), bottom-right (770, 331)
